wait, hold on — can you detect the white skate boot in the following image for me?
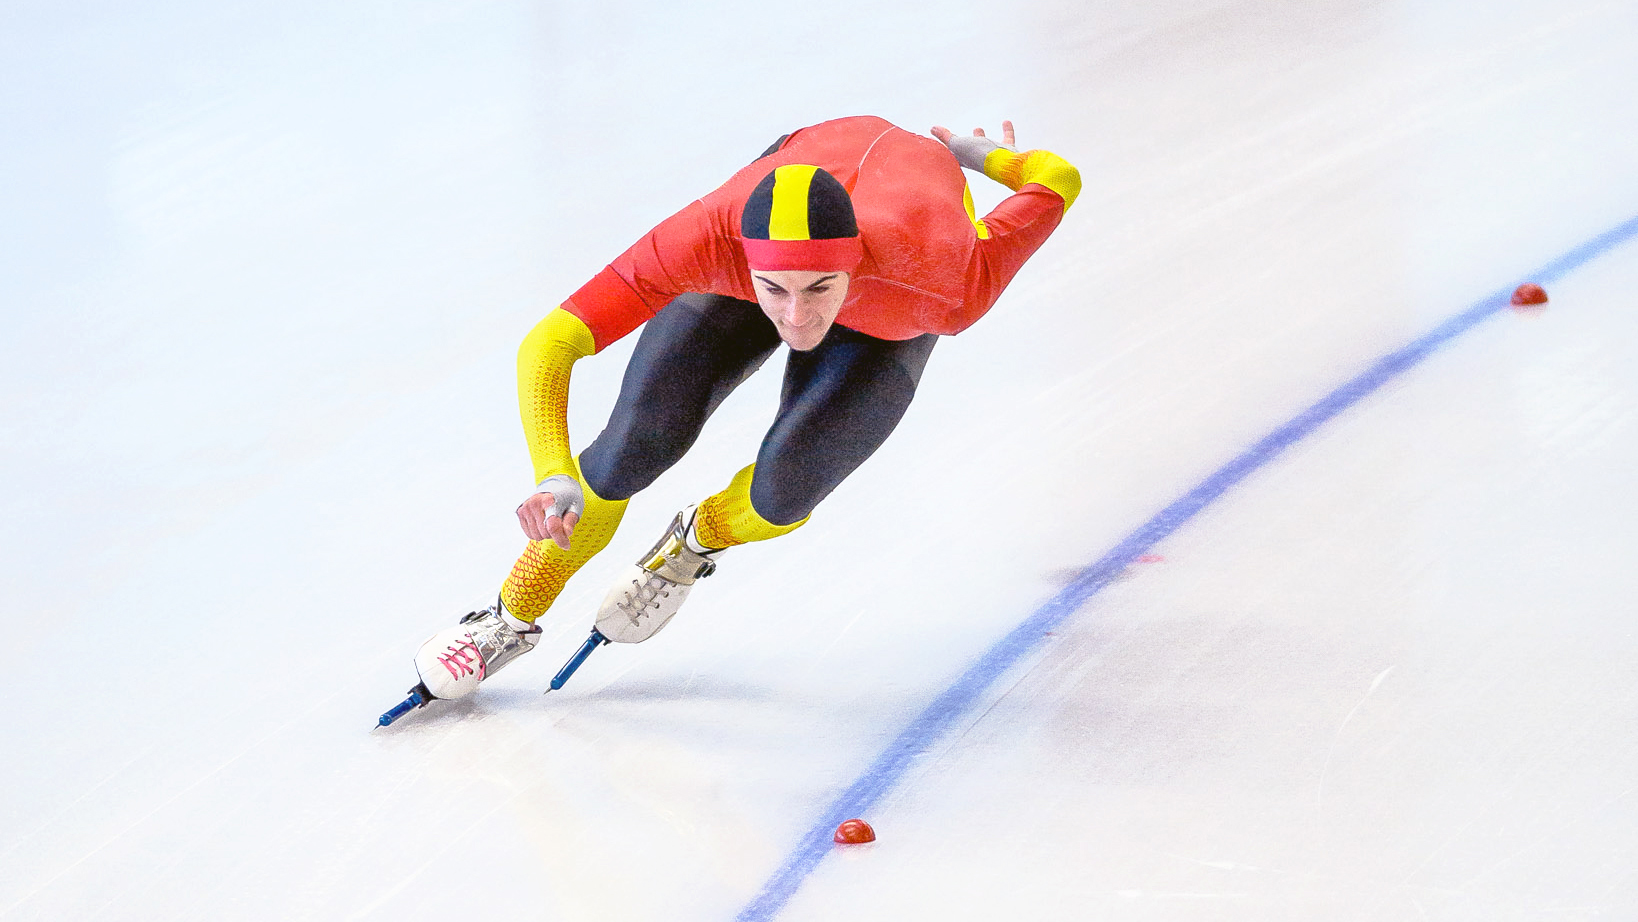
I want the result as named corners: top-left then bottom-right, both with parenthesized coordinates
top-left (413, 596), bottom-right (542, 700)
top-left (595, 505), bottom-right (722, 644)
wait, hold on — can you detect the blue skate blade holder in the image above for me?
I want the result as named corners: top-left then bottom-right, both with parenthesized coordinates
top-left (549, 628), bottom-right (610, 691)
top-left (378, 683), bottom-right (430, 727)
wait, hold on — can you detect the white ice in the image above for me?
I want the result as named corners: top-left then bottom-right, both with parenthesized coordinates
top-left (4, 1), bottom-right (1638, 919)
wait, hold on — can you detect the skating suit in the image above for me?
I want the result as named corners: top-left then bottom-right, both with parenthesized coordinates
top-left (502, 116), bottom-right (1081, 620)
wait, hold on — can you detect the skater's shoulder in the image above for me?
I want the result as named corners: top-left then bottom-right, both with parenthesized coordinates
top-left (784, 114), bottom-right (905, 147)
top-left (805, 114), bottom-right (895, 133)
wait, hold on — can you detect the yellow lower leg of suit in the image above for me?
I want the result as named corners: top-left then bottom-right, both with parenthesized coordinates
top-left (693, 463), bottom-right (808, 549)
top-left (500, 457), bottom-right (629, 622)
top-left (499, 462), bottom-right (807, 622)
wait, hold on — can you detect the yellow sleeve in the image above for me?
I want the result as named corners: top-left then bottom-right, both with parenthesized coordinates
top-left (517, 307), bottom-right (597, 485)
top-left (981, 148), bottom-right (1082, 211)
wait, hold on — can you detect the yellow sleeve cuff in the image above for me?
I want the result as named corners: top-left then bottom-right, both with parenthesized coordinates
top-left (517, 307), bottom-right (596, 484)
top-left (982, 148), bottom-right (1082, 211)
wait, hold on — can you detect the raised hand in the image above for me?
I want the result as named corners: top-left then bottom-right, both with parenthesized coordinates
top-left (931, 120), bottom-right (1017, 171)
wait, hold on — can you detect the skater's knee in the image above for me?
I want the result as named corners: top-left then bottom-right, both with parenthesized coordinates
top-left (746, 474), bottom-right (819, 527)
top-left (580, 430), bottom-right (690, 500)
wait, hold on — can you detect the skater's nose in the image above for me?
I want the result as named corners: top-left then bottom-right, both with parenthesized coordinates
top-left (781, 295), bottom-right (817, 327)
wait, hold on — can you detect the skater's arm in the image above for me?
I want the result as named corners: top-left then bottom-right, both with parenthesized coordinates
top-left (559, 200), bottom-right (727, 351)
top-left (516, 307), bottom-right (597, 548)
top-left (980, 149), bottom-right (1080, 211)
top-left (513, 200), bottom-right (719, 545)
top-left (931, 121), bottom-right (1081, 333)
top-left (932, 120), bottom-right (1081, 211)
top-left (961, 153), bottom-right (1077, 308)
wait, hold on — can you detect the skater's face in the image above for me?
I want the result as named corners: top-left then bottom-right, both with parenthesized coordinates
top-left (750, 269), bottom-right (850, 351)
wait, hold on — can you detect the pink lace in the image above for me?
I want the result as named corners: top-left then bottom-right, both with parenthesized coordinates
top-left (438, 634), bottom-right (485, 680)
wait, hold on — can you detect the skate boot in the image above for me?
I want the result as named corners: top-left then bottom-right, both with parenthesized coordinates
top-left (412, 596), bottom-right (543, 700)
top-left (595, 505), bottom-right (722, 644)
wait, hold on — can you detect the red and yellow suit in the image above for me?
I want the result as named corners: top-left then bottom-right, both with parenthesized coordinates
top-left (504, 116), bottom-right (1080, 621)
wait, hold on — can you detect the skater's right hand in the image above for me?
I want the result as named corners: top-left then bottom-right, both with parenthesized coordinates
top-left (517, 475), bottom-right (584, 549)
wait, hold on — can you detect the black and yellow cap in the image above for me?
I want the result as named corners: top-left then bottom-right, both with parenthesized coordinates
top-left (740, 165), bottom-right (863, 271)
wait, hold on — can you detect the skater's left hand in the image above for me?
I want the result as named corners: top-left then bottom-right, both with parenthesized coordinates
top-left (931, 120), bottom-right (1017, 172)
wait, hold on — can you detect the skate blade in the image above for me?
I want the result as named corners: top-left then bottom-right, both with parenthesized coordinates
top-left (377, 683), bottom-right (431, 727)
top-left (548, 628), bottom-right (610, 692)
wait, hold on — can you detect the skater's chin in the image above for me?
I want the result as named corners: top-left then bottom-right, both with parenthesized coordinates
top-left (778, 323), bottom-right (830, 351)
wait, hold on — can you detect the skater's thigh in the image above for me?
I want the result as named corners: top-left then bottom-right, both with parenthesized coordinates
top-left (750, 327), bottom-right (938, 523)
top-left (581, 294), bottom-right (781, 499)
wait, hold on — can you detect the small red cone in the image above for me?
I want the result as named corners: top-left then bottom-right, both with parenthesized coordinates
top-left (834, 819), bottom-right (876, 844)
top-left (1511, 283), bottom-right (1548, 306)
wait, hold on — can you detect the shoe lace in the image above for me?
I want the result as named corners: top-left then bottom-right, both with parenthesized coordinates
top-left (437, 633), bottom-right (485, 680)
top-left (616, 573), bottom-right (672, 626)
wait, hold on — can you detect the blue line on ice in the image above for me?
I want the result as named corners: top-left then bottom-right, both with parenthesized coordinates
top-left (735, 213), bottom-right (1638, 921)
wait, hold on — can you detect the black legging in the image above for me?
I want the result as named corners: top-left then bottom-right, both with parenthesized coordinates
top-left (577, 293), bottom-right (938, 525)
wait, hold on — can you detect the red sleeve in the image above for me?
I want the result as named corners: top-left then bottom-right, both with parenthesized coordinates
top-left (562, 267), bottom-right (651, 353)
top-left (562, 199), bottom-right (737, 352)
top-left (951, 185), bottom-right (1066, 332)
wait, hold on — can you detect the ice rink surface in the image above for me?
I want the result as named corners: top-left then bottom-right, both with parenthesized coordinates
top-left (4, 0), bottom-right (1638, 919)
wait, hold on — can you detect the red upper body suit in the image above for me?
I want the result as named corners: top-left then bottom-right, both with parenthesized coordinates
top-left (562, 116), bottom-right (1073, 350)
